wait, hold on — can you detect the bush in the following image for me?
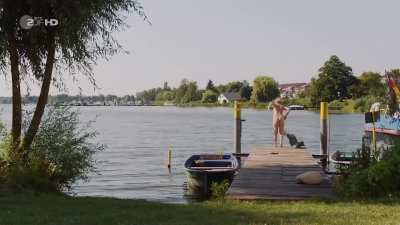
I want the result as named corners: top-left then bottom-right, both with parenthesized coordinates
top-left (338, 143), bottom-right (400, 199)
top-left (283, 97), bottom-right (311, 107)
top-left (353, 95), bottom-right (385, 113)
top-left (201, 90), bottom-right (218, 103)
top-left (210, 180), bottom-right (230, 200)
top-left (0, 106), bottom-right (104, 192)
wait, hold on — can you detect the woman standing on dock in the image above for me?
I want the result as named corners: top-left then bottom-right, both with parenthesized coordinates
top-left (271, 97), bottom-right (289, 147)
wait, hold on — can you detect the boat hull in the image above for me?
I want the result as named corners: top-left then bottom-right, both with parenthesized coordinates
top-left (364, 116), bottom-right (400, 148)
top-left (185, 170), bottom-right (236, 196)
top-left (184, 154), bottom-right (239, 196)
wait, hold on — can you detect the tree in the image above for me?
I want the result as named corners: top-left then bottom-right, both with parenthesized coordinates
top-left (215, 80), bottom-right (252, 100)
top-left (162, 91), bottom-right (175, 101)
top-left (0, 0), bottom-right (147, 157)
top-left (308, 55), bottom-right (357, 105)
top-left (201, 90), bottom-right (218, 103)
top-left (216, 84), bottom-right (228, 94)
top-left (225, 81), bottom-right (243, 93)
top-left (206, 80), bottom-right (218, 93)
top-left (156, 90), bottom-right (175, 102)
top-left (359, 72), bottom-right (385, 97)
top-left (122, 95), bottom-right (135, 103)
top-left (389, 69), bottom-right (400, 80)
top-left (163, 81), bottom-right (170, 91)
top-left (239, 80), bottom-right (252, 100)
top-left (250, 76), bottom-right (280, 103)
top-left (175, 79), bottom-right (199, 103)
top-left (175, 79), bottom-right (189, 103)
top-left (136, 88), bottom-right (162, 104)
top-left (98, 94), bottom-right (106, 102)
top-left (182, 81), bottom-right (198, 103)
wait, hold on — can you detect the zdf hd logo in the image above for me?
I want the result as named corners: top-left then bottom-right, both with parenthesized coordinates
top-left (19, 15), bottom-right (58, 30)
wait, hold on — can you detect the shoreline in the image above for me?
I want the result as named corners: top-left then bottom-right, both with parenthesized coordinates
top-left (0, 103), bottom-right (362, 114)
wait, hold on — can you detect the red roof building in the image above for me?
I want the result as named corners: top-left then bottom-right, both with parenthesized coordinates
top-left (279, 83), bottom-right (309, 98)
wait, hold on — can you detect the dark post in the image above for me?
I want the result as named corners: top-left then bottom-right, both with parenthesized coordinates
top-left (234, 101), bottom-right (241, 154)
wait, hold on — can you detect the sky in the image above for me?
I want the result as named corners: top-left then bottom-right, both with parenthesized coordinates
top-left (1, 0), bottom-right (400, 96)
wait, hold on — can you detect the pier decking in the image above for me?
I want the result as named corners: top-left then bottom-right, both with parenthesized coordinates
top-left (227, 147), bottom-right (335, 200)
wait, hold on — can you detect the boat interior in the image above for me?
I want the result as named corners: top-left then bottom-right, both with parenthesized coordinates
top-left (188, 154), bottom-right (234, 170)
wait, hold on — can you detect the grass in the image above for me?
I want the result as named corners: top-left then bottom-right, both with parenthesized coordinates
top-left (1, 192), bottom-right (400, 225)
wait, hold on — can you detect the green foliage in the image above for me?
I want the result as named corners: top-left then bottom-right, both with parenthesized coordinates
top-left (210, 180), bottom-right (230, 200)
top-left (156, 90), bottom-right (175, 102)
top-left (201, 90), bottom-right (218, 103)
top-left (224, 81), bottom-right (243, 93)
top-left (0, 120), bottom-right (5, 138)
top-left (175, 79), bottom-right (200, 104)
top-left (338, 143), bottom-right (400, 199)
top-left (282, 97), bottom-right (311, 107)
top-left (214, 80), bottom-right (252, 100)
top-left (206, 80), bottom-right (218, 93)
top-left (309, 55), bottom-right (357, 105)
top-left (353, 96), bottom-right (378, 113)
top-left (327, 100), bottom-right (355, 113)
top-left (250, 76), bottom-right (280, 103)
top-left (137, 88), bottom-right (163, 104)
top-left (0, 107), bottom-right (103, 192)
top-left (328, 100), bottom-right (345, 108)
top-left (238, 81), bottom-right (252, 100)
top-left (356, 72), bottom-right (386, 98)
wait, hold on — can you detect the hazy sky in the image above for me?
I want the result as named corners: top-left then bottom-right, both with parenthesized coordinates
top-left (1, 0), bottom-right (400, 96)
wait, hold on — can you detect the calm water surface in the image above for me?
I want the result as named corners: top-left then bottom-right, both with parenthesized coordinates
top-left (0, 105), bottom-right (364, 203)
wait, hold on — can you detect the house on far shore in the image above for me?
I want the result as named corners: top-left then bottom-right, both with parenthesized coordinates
top-left (279, 83), bottom-right (309, 99)
top-left (218, 92), bottom-right (241, 104)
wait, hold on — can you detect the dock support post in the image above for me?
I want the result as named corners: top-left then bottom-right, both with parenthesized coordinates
top-left (167, 149), bottom-right (172, 169)
top-left (320, 102), bottom-right (328, 170)
top-left (234, 101), bottom-right (241, 154)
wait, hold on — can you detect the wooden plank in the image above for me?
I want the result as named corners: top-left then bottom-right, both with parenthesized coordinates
top-left (226, 147), bottom-right (335, 200)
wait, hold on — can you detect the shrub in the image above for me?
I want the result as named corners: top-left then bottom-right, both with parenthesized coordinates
top-left (201, 90), bottom-right (218, 103)
top-left (337, 143), bottom-right (400, 199)
top-left (329, 100), bottom-right (346, 108)
top-left (210, 180), bottom-right (230, 200)
top-left (283, 97), bottom-right (311, 107)
top-left (353, 95), bottom-right (385, 113)
top-left (0, 106), bottom-right (104, 192)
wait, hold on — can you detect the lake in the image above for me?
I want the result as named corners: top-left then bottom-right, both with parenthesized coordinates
top-left (0, 105), bottom-right (364, 203)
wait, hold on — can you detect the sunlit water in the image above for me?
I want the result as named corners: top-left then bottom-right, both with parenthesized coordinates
top-left (0, 105), bottom-right (364, 203)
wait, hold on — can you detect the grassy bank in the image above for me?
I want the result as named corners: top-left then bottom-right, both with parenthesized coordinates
top-left (1, 193), bottom-right (400, 225)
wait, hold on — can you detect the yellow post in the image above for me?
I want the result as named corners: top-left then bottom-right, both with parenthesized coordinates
top-left (320, 102), bottom-right (328, 170)
top-left (371, 112), bottom-right (377, 153)
top-left (234, 101), bottom-right (241, 154)
top-left (234, 101), bottom-right (241, 120)
top-left (167, 149), bottom-right (172, 168)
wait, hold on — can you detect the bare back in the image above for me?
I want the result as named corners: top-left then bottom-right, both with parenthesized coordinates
top-left (272, 101), bottom-right (286, 122)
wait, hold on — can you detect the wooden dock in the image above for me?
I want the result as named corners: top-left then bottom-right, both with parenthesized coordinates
top-left (226, 147), bottom-right (335, 200)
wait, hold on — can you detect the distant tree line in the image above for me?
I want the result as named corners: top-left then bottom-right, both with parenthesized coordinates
top-left (135, 77), bottom-right (280, 105)
top-left (0, 94), bottom-right (136, 105)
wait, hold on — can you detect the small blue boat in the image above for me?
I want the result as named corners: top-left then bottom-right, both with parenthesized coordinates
top-left (184, 154), bottom-right (239, 196)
